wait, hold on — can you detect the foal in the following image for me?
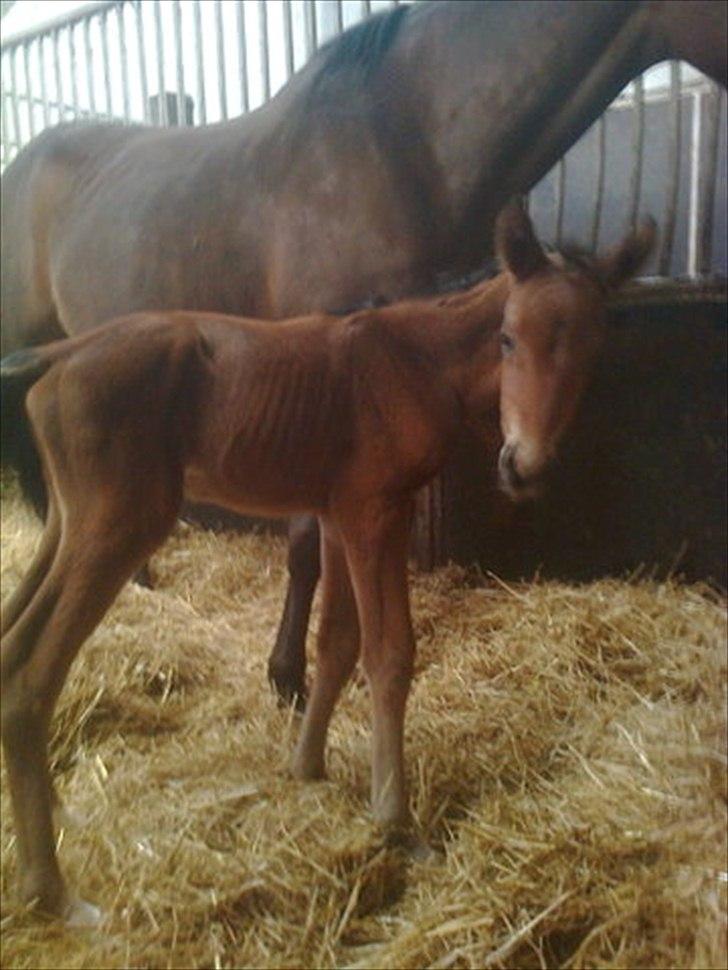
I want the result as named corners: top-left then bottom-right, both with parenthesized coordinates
top-left (0, 204), bottom-right (654, 922)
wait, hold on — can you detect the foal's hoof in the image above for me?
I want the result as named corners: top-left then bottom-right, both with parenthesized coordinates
top-left (53, 800), bottom-right (88, 830)
top-left (64, 896), bottom-right (104, 929)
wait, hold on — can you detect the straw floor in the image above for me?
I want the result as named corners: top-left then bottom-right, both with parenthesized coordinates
top-left (1, 483), bottom-right (726, 969)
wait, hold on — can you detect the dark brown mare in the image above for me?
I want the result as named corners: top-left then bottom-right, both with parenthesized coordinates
top-left (0, 204), bottom-right (655, 923)
top-left (1, 1), bottom-right (725, 707)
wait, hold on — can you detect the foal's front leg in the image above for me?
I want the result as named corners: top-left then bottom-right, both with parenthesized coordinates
top-left (291, 519), bottom-right (359, 779)
top-left (340, 499), bottom-right (415, 831)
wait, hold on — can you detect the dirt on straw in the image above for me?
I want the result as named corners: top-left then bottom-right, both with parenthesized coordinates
top-left (1, 482), bottom-right (726, 969)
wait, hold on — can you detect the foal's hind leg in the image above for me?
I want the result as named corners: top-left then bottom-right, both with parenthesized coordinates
top-left (1, 492), bottom-right (61, 637)
top-left (1, 492), bottom-right (179, 922)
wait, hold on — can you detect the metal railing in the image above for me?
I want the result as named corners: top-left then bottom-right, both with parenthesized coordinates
top-left (1, 0), bottom-right (726, 279)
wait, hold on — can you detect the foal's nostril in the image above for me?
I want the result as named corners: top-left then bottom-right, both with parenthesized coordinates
top-left (498, 444), bottom-right (524, 489)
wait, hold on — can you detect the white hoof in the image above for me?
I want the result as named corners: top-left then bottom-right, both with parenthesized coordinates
top-left (54, 802), bottom-right (88, 830)
top-left (64, 897), bottom-right (104, 928)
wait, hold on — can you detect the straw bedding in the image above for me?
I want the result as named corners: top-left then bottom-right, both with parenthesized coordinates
top-left (1, 483), bottom-right (726, 969)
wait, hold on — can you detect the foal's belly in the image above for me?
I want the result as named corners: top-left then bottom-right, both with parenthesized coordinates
top-left (182, 463), bottom-right (330, 519)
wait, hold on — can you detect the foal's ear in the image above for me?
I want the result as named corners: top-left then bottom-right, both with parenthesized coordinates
top-left (495, 200), bottom-right (549, 281)
top-left (596, 217), bottom-right (657, 290)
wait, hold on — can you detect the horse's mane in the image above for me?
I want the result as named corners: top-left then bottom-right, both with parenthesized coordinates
top-left (314, 5), bottom-right (410, 85)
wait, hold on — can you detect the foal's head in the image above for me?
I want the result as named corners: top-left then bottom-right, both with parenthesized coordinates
top-left (495, 203), bottom-right (656, 500)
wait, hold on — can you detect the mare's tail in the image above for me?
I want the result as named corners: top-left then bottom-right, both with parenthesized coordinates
top-left (1, 348), bottom-right (56, 515)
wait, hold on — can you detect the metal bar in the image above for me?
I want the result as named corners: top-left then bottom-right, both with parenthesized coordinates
top-left (7, 47), bottom-right (22, 149)
top-left (8, 48), bottom-right (22, 148)
top-left (83, 17), bottom-right (96, 115)
top-left (69, 23), bottom-right (81, 118)
top-left (1, 85), bottom-right (11, 166)
top-left (154, 0), bottom-right (168, 125)
top-left (215, 0), bottom-right (227, 120)
top-left (236, 1), bottom-right (249, 113)
top-left (0, 0), bottom-right (117, 50)
top-left (304, 0), bottom-right (317, 58)
top-left (554, 157), bottom-right (566, 246)
top-left (658, 61), bottom-right (681, 276)
top-left (628, 74), bottom-right (644, 227)
top-left (697, 83), bottom-right (721, 275)
top-left (100, 9), bottom-right (113, 117)
top-left (363, 0), bottom-right (372, 14)
top-left (258, 0), bottom-right (270, 103)
top-left (23, 42), bottom-right (36, 138)
top-left (194, 0), bottom-right (206, 123)
top-left (135, 0), bottom-right (149, 122)
top-left (52, 29), bottom-right (64, 122)
top-left (116, 3), bottom-right (131, 122)
top-left (38, 36), bottom-right (50, 128)
top-left (335, 0), bottom-right (344, 33)
top-left (590, 114), bottom-right (606, 252)
top-left (687, 91), bottom-right (702, 276)
top-left (282, 0), bottom-right (294, 80)
top-left (173, 0), bottom-right (186, 125)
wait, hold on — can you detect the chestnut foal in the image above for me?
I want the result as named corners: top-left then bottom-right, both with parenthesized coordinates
top-left (0, 205), bottom-right (654, 923)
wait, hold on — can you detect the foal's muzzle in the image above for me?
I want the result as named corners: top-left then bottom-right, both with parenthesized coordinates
top-left (497, 442), bottom-right (545, 501)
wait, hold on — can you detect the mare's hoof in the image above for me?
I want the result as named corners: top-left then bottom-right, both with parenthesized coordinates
top-left (64, 896), bottom-right (104, 928)
top-left (269, 676), bottom-right (307, 713)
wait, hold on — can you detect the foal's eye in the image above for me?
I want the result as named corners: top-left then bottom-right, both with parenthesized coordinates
top-left (500, 332), bottom-right (515, 356)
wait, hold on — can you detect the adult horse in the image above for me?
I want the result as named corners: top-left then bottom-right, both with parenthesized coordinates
top-left (1, 0), bottom-right (725, 704)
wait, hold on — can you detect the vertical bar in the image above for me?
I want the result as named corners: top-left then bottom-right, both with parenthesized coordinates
top-left (8, 47), bottom-right (22, 149)
top-left (258, 0), bottom-right (270, 103)
top-left (304, 0), bottom-right (318, 58)
top-left (116, 3), bottom-right (131, 122)
top-left (628, 74), bottom-right (644, 227)
top-left (23, 42), bottom-right (36, 138)
top-left (215, 0), bottom-right (227, 120)
top-left (52, 29), bottom-right (64, 122)
top-left (590, 115), bottom-right (606, 252)
top-left (698, 83), bottom-right (721, 275)
top-left (101, 9), bottom-right (113, 117)
top-left (69, 23), bottom-right (81, 118)
top-left (1, 85), bottom-right (10, 167)
top-left (363, 0), bottom-right (373, 15)
top-left (658, 61), bottom-right (682, 276)
top-left (135, 0), bottom-right (150, 122)
top-left (687, 91), bottom-right (702, 276)
top-left (554, 157), bottom-right (566, 246)
top-left (194, 0), bottom-right (207, 123)
top-left (282, 0), bottom-right (295, 80)
top-left (38, 37), bottom-right (50, 128)
top-left (154, 0), bottom-right (168, 125)
top-left (335, 0), bottom-right (344, 33)
top-left (236, 1), bottom-right (249, 113)
top-left (84, 17), bottom-right (97, 115)
top-left (173, 0), bottom-right (186, 125)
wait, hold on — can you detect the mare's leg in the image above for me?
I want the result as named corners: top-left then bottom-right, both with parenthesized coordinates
top-left (291, 519), bottom-right (359, 780)
top-left (268, 514), bottom-right (321, 708)
top-left (1, 490), bottom-right (179, 921)
top-left (339, 499), bottom-right (415, 830)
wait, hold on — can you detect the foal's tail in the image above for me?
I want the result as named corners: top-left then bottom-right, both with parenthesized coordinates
top-left (0, 347), bottom-right (57, 515)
